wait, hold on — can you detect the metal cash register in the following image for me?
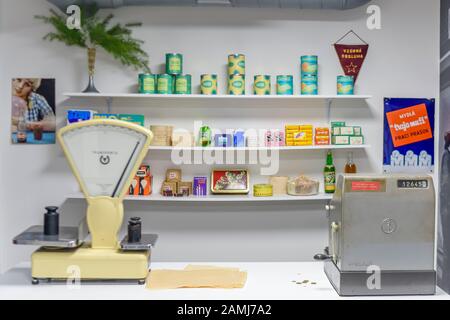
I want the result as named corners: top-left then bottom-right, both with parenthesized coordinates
top-left (315, 174), bottom-right (436, 296)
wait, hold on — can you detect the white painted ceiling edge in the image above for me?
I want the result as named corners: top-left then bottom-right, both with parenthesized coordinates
top-left (47, 0), bottom-right (373, 10)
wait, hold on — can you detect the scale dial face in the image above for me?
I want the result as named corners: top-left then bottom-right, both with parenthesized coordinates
top-left (60, 123), bottom-right (148, 198)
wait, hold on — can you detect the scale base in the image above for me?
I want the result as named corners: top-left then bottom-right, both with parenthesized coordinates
top-left (324, 260), bottom-right (436, 296)
top-left (31, 244), bottom-right (150, 283)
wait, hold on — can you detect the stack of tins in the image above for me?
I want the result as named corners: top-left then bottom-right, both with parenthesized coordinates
top-left (164, 53), bottom-right (192, 94)
top-left (300, 55), bottom-right (318, 95)
top-left (150, 125), bottom-right (173, 146)
top-left (228, 54), bottom-right (245, 95)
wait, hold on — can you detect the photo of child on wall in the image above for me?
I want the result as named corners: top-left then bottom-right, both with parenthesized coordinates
top-left (11, 78), bottom-right (56, 144)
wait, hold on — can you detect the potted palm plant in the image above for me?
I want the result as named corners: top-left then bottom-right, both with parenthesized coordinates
top-left (35, 4), bottom-right (150, 92)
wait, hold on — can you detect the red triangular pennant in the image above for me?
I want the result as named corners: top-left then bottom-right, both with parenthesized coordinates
top-left (334, 44), bottom-right (369, 83)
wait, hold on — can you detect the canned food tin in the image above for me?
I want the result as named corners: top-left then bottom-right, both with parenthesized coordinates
top-left (228, 74), bottom-right (245, 95)
top-left (157, 74), bottom-right (173, 94)
top-left (138, 73), bottom-right (156, 94)
top-left (201, 74), bottom-right (218, 95)
top-left (175, 74), bottom-right (192, 94)
top-left (337, 75), bottom-right (354, 95)
top-left (301, 55), bottom-right (318, 75)
top-left (276, 75), bottom-right (293, 95)
top-left (253, 75), bottom-right (271, 95)
top-left (166, 53), bottom-right (183, 75)
top-left (228, 54), bottom-right (245, 76)
top-left (301, 74), bottom-right (318, 95)
top-left (253, 184), bottom-right (273, 197)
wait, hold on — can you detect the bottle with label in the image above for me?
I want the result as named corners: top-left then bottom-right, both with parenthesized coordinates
top-left (324, 150), bottom-right (336, 194)
top-left (345, 152), bottom-right (357, 174)
top-left (199, 126), bottom-right (211, 147)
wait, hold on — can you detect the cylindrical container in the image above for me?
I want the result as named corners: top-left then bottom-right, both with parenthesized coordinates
top-left (201, 74), bottom-right (218, 95)
top-left (253, 184), bottom-right (273, 197)
top-left (138, 73), bottom-right (157, 94)
top-left (166, 53), bottom-right (183, 75)
top-left (269, 176), bottom-right (289, 195)
top-left (175, 74), bottom-right (192, 94)
top-left (337, 75), bottom-right (354, 95)
top-left (301, 55), bottom-right (318, 76)
top-left (277, 75), bottom-right (294, 95)
top-left (44, 206), bottom-right (59, 236)
top-left (157, 74), bottom-right (173, 94)
top-left (253, 75), bottom-right (271, 95)
top-left (301, 74), bottom-right (318, 95)
top-left (228, 74), bottom-right (245, 95)
top-left (127, 217), bottom-right (142, 243)
top-left (228, 54), bottom-right (245, 75)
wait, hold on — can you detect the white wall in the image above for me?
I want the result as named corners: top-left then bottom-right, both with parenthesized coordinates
top-left (0, 0), bottom-right (440, 273)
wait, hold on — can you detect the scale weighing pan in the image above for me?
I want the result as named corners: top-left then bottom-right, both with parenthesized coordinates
top-left (13, 225), bottom-right (83, 248)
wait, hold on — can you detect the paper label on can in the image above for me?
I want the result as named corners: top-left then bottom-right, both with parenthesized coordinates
top-left (255, 81), bottom-right (266, 89)
top-left (202, 80), bottom-right (213, 88)
top-left (168, 57), bottom-right (181, 72)
top-left (232, 81), bottom-right (243, 88)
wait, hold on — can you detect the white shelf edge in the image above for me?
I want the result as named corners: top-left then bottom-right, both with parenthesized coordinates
top-left (148, 145), bottom-right (370, 151)
top-left (66, 193), bottom-right (333, 202)
top-left (63, 93), bottom-right (372, 100)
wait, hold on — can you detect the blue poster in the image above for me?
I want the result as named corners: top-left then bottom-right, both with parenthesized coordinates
top-left (383, 98), bottom-right (435, 173)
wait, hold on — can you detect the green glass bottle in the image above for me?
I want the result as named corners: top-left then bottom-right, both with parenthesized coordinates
top-left (324, 150), bottom-right (336, 194)
top-left (199, 126), bottom-right (211, 147)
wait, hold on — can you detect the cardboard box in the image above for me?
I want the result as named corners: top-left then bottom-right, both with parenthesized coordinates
top-left (178, 182), bottom-right (193, 196)
top-left (166, 169), bottom-right (182, 182)
top-left (128, 165), bottom-right (152, 196)
top-left (332, 135), bottom-right (350, 145)
top-left (350, 136), bottom-right (365, 145)
top-left (161, 181), bottom-right (178, 196)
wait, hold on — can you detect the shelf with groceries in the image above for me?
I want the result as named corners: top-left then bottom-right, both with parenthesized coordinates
top-left (67, 166), bottom-right (342, 203)
top-left (66, 111), bottom-right (368, 150)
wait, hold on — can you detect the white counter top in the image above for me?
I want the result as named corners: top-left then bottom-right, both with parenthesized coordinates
top-left (0, 262), bottom-right (448, 300)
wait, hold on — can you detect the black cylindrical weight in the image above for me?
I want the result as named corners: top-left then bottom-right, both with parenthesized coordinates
top-left (44, 206), bottom-right (59, 236)
top-left (128, 217), bottom-right (142, 243)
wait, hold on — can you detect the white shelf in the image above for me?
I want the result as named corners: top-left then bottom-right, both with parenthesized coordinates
top-left (148, 145), bottom-right (370, 151)
top-left (64, 93), bottom-right (372, 100)
top-left (67, 193), bottom-right (333, 202)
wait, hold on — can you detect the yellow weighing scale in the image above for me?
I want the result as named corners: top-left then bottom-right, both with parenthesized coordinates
top-left (13, 119), bottom-right (157, 284)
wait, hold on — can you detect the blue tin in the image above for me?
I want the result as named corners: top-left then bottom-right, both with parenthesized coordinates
top-left (301, 55), bottom-right (318, 76)
top-left (337, 75), bottom-right (354, 95)
top-left (301, 74), bottom-right (318, 95)
top-left (276, 75), bottom-right (294, 95)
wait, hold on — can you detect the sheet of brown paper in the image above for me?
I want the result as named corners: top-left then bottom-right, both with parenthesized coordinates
top-left (146, 266), bottom-right (247, 290)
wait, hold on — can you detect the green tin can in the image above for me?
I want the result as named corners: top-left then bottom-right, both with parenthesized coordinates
top-left (228, 74), bottom-right (245, 95)
top-left (175, 74), bottom-right (192, 94)
top-left (201, 74), bottom-right (218, 95)
top-left (138, 73), bottom-right (157, 94)
top-left (166, 53), bottom-right (183, 75)
top-left (228, 54), bottom-right (245, 76)
top-left (253, 75), bottom-right (271, 95)
top-left (157, 74), bottom-right (173, 94)
top-left (276, 75), bottom-right (293, 95)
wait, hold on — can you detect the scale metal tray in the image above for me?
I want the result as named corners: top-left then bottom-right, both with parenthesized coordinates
top-left (120, 234), bottom-right (158, 251)
top-left (13, 225), bottom-right (83, 248)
